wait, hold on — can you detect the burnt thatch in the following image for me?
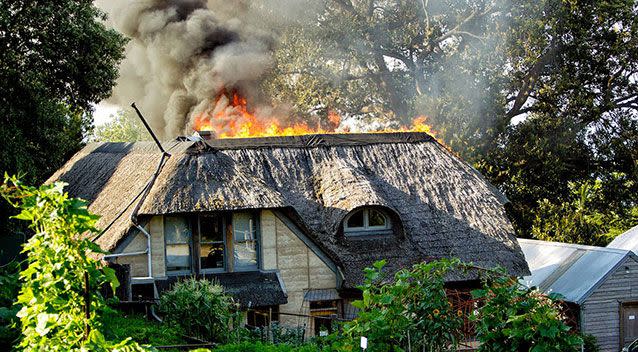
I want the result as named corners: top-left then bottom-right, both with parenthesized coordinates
top-left (48, 132), bottom-right (529, 287)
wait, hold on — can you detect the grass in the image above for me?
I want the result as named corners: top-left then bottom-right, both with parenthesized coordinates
top-left (102, 309), bottom-right (189, 348)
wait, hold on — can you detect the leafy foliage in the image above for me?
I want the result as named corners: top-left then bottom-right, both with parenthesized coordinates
top-left (0, 175), bottom-right (145, 351)
top-left (92, 110), bottom-right (150, 142)
top-left (102, 310), bottom-right (187, 347)
top-left (0, 0), bottom-right (127, 263)
top-left (159, 278), bottom-right (239, 343)
top-left (472, 274), bottom-right (582, 351)
top-left (331, 259), bottom-right (463, 352)
top-left (0, 262), bottom-right (21, 350)
top-left (211, 341), bottom-right (319, 352)
top-left (532, 177), bottom-right (638, 245)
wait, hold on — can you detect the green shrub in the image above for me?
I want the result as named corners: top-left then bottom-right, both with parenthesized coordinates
top-left (102, 310), bottom-right (187, 347)
top-left (0, 262), bottom-right (20, 350)
top-left (582, 333), bottom-right (600, 352)
top-left (1, 175), bottom-right (121, 351)
top-left (159, 278), bottom-right (238, 343)
top-left (472, 274), bottom-right (583, 352)
top-left (212, 341), bottom-right (319, 352)
top-left (331, 259), bottom-right (463, 352)
top-left (1, 176), bottom-right (150, 351)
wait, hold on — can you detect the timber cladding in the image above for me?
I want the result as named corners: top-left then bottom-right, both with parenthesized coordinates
top-left (263, 210), bottom-right (337, 325)
top-left (581, 256), bottom-right (638, 351)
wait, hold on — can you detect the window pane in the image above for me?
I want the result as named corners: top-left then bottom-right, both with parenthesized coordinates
top-left (200, 242), bottom-right (224, 270)
top-left (233, 212), bottom-right (257, 271)
top-left (368, 209), bottom-right (387, 227)
top-left (346, 210), bottom-right (364, 228)
top-left (233, 212), bottom-right (254, 242)
top-left (166, 244), bottom-right (190, 272)
top-left (200, 215), bottom-right (224, 242)
top-left (165, 216), bottom-right (191, 244)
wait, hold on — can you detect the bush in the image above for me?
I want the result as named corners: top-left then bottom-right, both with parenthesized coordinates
top-left (159, 278), bottom-right (238, 343)
top-left (0, 262), bottom-right (20, 350)
top-left (211, 341), bottom-right (319, 352)
top-left (102, 310), bottom-right (187, 347)
top-left (472, 274), bottom-right (583, 351)
top-left (582, 333), bottom-right (600, 352)
top-left (331, 259), bottom-right (463, 352)
top-left (1, 176), bottom-right (121, 351)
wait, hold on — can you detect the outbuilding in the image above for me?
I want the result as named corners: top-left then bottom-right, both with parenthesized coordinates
top-left (519, 238), bottom-right (638, 351)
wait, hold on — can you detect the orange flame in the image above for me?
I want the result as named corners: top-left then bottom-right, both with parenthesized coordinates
top-left (193, 91), bottom-right (437, 140)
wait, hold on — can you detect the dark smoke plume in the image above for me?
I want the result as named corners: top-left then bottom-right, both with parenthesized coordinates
top-left (98, 0), bottom-right (277, 138)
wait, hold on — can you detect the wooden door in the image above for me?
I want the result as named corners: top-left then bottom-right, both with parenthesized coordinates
top-left (622, 304), bottom-right (638, 347)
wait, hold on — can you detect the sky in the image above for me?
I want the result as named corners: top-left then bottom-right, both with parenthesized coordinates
top-left (93, 102), bottom-right (120, 126)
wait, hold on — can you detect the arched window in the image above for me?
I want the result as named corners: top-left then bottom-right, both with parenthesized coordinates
top-left (343, 207), bottom-right (393, 236)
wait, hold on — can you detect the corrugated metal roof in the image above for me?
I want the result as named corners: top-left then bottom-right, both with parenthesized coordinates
top-left (607, 225), bottom-right (638, 254)
top-left (518, 238), bottom-right (631, 304)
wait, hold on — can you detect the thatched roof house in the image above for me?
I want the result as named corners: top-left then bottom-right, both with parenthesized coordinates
top-left (49, 132), bottom-right (528, 330)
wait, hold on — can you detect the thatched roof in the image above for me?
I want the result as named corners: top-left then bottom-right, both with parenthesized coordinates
top-left (48, 132), bottom-right (529, 287)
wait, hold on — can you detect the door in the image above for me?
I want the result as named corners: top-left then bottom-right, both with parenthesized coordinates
top-left (622, 303), bottom-right (638, 348)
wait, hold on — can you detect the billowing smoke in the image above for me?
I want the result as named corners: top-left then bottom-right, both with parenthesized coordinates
top-left (98, 0), bottom-right (280, 138)
top-left (98, 0), bottom-right (510, 141)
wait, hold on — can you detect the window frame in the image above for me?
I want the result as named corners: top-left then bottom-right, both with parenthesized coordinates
top-left (232, 211), bottom-right (261, 272)
top-left (164, 216), bottom-right (193, 276)
top-left (343, 208), bottom-right (393, 237)
top-left (198, 215), bottom-right (227, 274)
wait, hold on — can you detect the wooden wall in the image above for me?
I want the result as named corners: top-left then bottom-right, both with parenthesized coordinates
top-left (112, 216), bottom-right (166, 278)
top-left (261, 210), bottom-right (337, 327)
top-left (581, 255), bottom-right (638, 352)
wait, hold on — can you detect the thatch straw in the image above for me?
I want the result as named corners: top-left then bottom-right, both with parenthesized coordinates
top-left (48, 132), bottom-right (529, 287)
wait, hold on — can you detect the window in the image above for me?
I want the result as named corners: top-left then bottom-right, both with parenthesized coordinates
top-left (344, 208), bottom-right (392, 236)
top-left (233, 212), bottom-right (258, 271)
top-left (165, 216), bottom-right (192, 273)
top-left (199, 215), bottom-right (225, 271)
top-left (164, 212), bottom-right (261, 274)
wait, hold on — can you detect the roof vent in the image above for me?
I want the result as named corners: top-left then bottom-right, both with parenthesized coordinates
top-left (197, 130), bottom-right (214, 140)
top-left (175, 130), bottom-right (216, 142)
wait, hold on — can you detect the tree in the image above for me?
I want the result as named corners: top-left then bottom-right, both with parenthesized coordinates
top-left (261, 0), bottom-right (638, 240)
top-left (262, 0), bottom-right (510, 154)
top-left (532, 177), bottom-right (638, 246)
top-left (0, 0), bottom-right (126, 255)
top-left (92, 110), bottom-right (150, 142)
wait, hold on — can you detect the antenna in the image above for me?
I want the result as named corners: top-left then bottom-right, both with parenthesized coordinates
top-left (131, 102), bottom-right (168, 154)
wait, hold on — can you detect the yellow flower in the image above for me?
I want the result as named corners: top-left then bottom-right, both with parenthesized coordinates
top-left (433, 309), bottom-right (440, 315)
top-left (457, 310), bottom-right (463, 317)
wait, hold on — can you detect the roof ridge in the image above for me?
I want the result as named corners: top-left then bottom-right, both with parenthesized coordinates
top-left (517, 238), bottom-right (631, 255)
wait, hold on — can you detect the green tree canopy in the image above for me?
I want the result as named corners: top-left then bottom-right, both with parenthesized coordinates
top-left (0, 0), bottom-right (126, 252)
top-left (92, 110), bottom-right (150, 143)
top-left (260, 0), bottom-right (638, 242)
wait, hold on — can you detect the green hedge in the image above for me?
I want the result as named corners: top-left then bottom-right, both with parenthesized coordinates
top-left (212, 342), bottom-right (320, 352)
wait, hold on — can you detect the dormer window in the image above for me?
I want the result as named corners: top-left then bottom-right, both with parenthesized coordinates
top-left (344, 207), bottom-right (393, 236)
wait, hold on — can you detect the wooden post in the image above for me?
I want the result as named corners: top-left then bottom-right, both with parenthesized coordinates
top-left (83, 271), bottom-right (90, 340)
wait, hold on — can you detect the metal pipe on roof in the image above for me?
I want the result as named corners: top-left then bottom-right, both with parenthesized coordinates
top-left (131, 102), bottom-right (167, 155)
